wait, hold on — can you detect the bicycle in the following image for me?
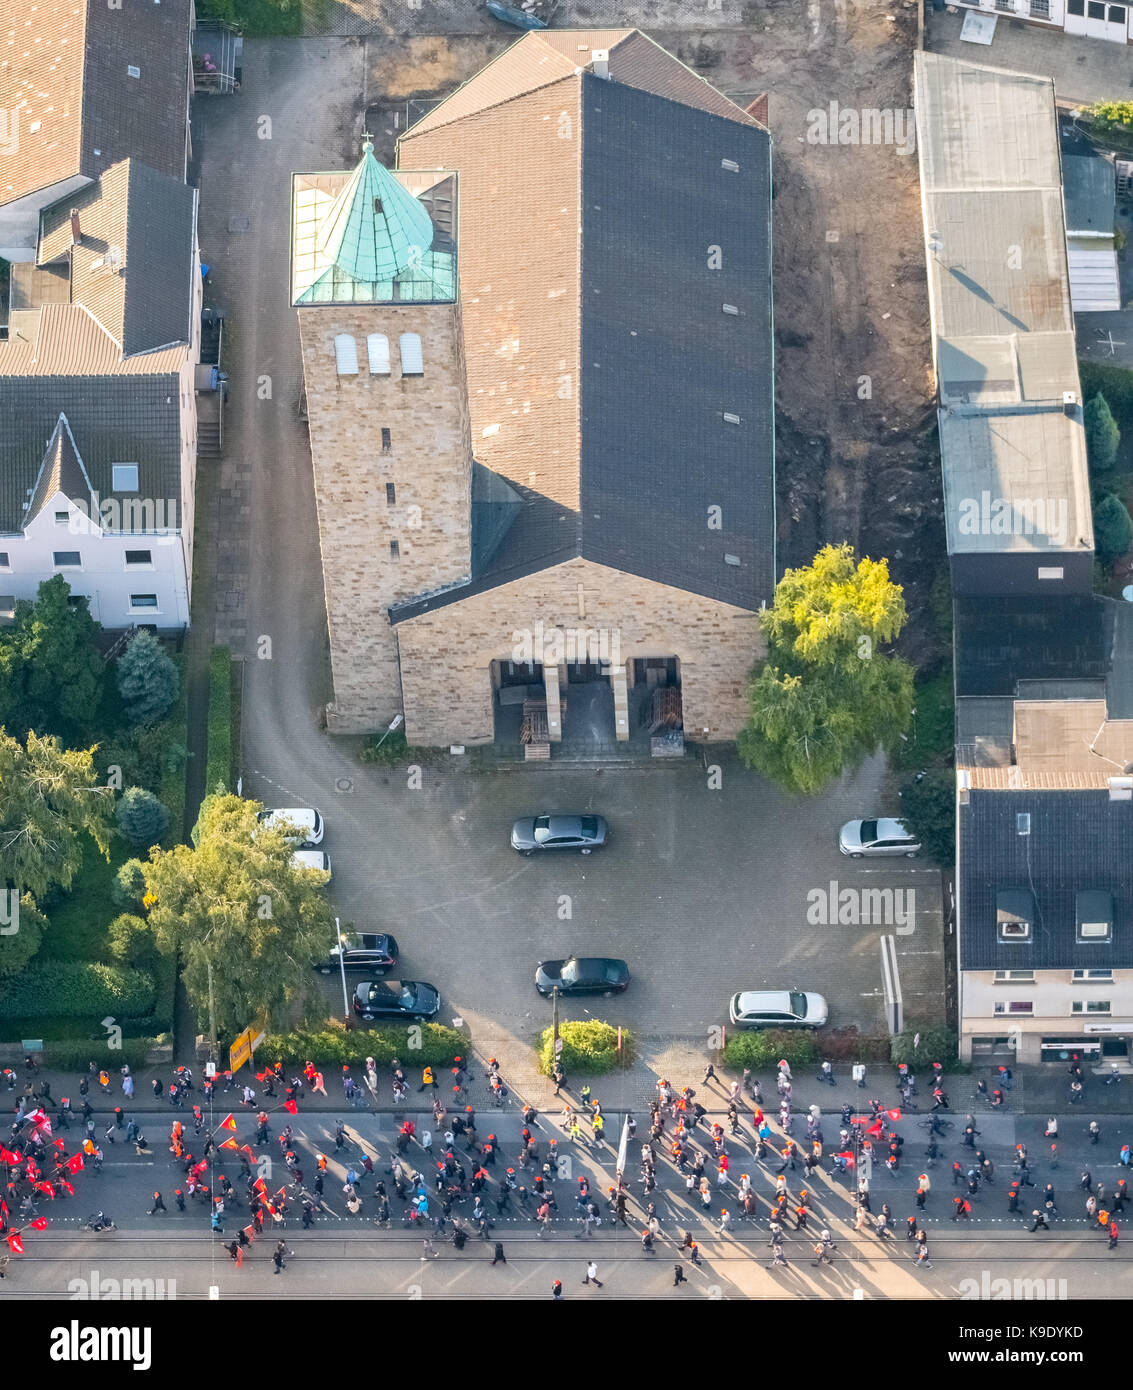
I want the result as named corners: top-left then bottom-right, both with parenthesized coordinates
top-left (917, 1116), bottom-right (953, 1136)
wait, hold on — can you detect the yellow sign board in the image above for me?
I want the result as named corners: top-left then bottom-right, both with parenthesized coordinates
top-left (229, 1026), bottom-right (266, 1075)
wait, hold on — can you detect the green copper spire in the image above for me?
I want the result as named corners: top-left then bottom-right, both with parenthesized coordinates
top-left (317, 138), bottom-right (436, 283)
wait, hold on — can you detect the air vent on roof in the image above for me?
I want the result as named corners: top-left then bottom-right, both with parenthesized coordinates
top-left (1108, 776), bottom-right (1133, 802)
top-left (723, 412), bottom-right (741, 425)
top-left (29, 121), bottom-right (41, 134)
top-left (127, 65), bottom-right (141, 78)
top-left (1063, 391), bottom-right (1077, 416)
top-left (722, 304), bottom-right (739, 316)
top-left (591, 49), bottom-right (610, 79)
top-left (721, 159), bottom-right (740, 172)
top-left (724, 554), bottom-right (740, 566)
top-left (1016, 813), bottom-right (1031, 836)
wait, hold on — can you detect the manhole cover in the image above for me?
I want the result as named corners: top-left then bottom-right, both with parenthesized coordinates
top-left (228, 216), bottom-right (251, 233)
top-left (335, 777), bottom-right (354, 794)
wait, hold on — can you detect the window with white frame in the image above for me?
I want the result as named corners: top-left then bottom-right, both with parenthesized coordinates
top-left (1071, 969), bottom-right (1113, 982)
top-left (1071, 1000), bottom-right (1111, 1015)
top-left (993, 970), bottom-right (1035, 982)
top-left (125, 550), bottom-right (153, 567)
top-left (399, 333), bottom-right (424, 376)
top-left (994, 1000), bottom-right (1034, 1015)
top-left (334, 334), bottom-right (359, 377)
top-left (112, 464), bottom-right (139, 492)
top-left (129, 594), bottom-right (159, 609)
top-left (53, 551), bottom-right (81, 568)
top-left (367, 334), bottom-right (391, 375)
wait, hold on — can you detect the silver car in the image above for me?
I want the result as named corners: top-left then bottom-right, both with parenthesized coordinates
top-left (510, 814), bottom-right (608, 855)
top-left (729, 990), bottom-right (828, 1029)
top-left (839, 817), bottom-right (920, 858)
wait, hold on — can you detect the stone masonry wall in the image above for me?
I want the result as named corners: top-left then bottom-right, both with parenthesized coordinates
top-left (298, 302), bottom-right (472, 733)
top-left (394, 556), bottom-right (763, 746)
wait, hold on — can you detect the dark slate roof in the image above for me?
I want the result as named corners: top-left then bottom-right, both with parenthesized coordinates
top-left (0, 0), bottom-right (192, 210)
top-left (27, 414), bottom-right (95, 522)
top-left (0, 376), bottom-right (181, 535)
top-left (959, 788), bottom-right (1133, 970)
top-left (38, 160), bottom-right (197, 357)
top-left (1063, 153), bottom-right (1115, 235)
top-left (390, 75), bottom-right (774, 623)
top-left (954, 596), bottom-right (1107, 697)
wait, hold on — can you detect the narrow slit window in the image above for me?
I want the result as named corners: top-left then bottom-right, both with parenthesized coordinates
top-left (399, 333), bottom-right (424, 376)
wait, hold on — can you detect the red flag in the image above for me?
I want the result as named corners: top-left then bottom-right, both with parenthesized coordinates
top-left (66, 1153), bottom-right (84, 1174)
top-left (36, 1182), bottom-right (55, 1199)
top-left (0, 1147), bottom-right (20, 1164)
top-left (58, 1178), bottom-right (74, 1196)
top-left (243, 1224), bottom-right (256, 1242)
top-left (283, 1100), bottom-right (298, 1115)
top-left (0, 1198), bottom-right (7, 1217)
top-left (30, 1216), bottom-right (47, 1230)
top-left (6, 1233), bottom-right (23, 1254)
top-left (220, 1114), bottom-right (238, 1131)
top-left (53, 1138), bottom-right (65, 1149)
top-left (239, 1145), bottom-right (255, 1158)
top-left (219, 1138), bottom-right (238, 1150)
top-left (253, 1178), bottom-right (267, 1194)
top-left (886, 1108), bottom-right (902, 1121)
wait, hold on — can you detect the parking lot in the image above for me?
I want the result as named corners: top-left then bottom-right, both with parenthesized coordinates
top-left (249, 748), bottom-right (945, 1057)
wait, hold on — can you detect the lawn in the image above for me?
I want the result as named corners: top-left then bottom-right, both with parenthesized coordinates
top-left (39, 836), bottom-right (133, 962)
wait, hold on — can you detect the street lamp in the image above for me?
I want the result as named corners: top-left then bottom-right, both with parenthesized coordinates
top-left (334, 917), bottom-right (350, 1023)
top-left (372, 713), bottom-right (404, 751)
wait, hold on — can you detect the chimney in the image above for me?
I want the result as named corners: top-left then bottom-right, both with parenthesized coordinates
top-left (69, 209), bottom-right (82, 246)
top-left (591, 49), bottom-right (610, 79)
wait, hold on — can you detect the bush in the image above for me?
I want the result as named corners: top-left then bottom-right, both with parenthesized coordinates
top-left (890, 1025), bottom-right (958, 1067)
top-left (206, 646), bottom-right (233, 795)
top-left (899, 768), bottom-right (955, 866)
top-left (1085, 392), bottom-right (1121, 477)
top-left (116, 787), bottom-right (171, 848)
top-left (0, 961), bottom-right (155, 1019)
top-left (890, 663), bottom-right (954, 771)
top-left (111, 858), bottom-right (148, 911)
top-left (108, 913), bottom-right (160, 972)
top-left (260, 1022), bottom-right (469, 1071)
top-left (723, 1029), bottom-right (819, 1071)
top-left (1094, 493), bottom-right (1133, 567)
top-left (0, 893), bottom-right (47, 980)
top-left (536, 1020), bottom-right (636, 1076)
top-left (117, 630), bottom-right (179, 727)
top-left (358, 727), bottom-right (437, 766)
top-left (96, 721), bottom-right (189, 802)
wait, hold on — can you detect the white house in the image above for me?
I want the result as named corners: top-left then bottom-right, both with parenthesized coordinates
top-left (949, 0), bottom-right (1131, 45)
top-left (0, 159), bottom-right (201, 631)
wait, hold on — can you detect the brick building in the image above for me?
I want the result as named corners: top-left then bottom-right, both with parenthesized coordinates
top-left (293, 30), bottom-right (775, 751)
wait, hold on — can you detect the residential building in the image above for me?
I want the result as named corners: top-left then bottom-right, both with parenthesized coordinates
top-left (0, 0), bottom-right (194, 261)
top-left (957, 695), bottom-right (1133, 1064)
top-left (946, 0), bottom-right (1131, 47)
top-left (914, 53), bottom-right (1094, 598)
top-left (294, 30), bottom-right (775, 750)
top-left (0, 159), bottom-right (201, 629)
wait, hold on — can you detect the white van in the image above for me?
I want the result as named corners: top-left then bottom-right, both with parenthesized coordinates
top-left (292, 849), bottom-right (331, 879)
top-left (256, 807), bottom-right (324, 846)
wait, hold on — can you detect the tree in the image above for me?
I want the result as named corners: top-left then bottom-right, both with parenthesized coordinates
top-left (0, 576), bottom-right (103, 742)
top-left (898, 769), bottom-right (956, 866)
top-left (111, 857), bottom-right (149, 911)
top-left (141, 794), bottom-right (335, 1038)
top-left (108, 912), bottom-right (161, 973)
top-left (1094, 493), bottom-right (1133, 568)
top-left (738, 544), bottom-right (915, 793)
top-left (117, 630), bottom-right (179, 727)
top-left (0, 730), bottom-right (113, 898)
top-left (1084, 393), bottom-right (1120, 477)
top-left (116, 787), bottom-right (171, 848)
top-left (0, 893), bottom-right (47, 981)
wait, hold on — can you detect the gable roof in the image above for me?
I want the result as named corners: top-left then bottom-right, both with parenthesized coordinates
top-left (392, 60), bottom-right (773, 620)
top-left (36, 159), bottom-right (197, 357)
top-left (405, 28), bottom-right (763, 142)
top-left (26, 411), bottom-right (95, 523)
top-left (0, 375), bottom-right (182, 534)
top-left (0, 0), bottom-right (192, 209)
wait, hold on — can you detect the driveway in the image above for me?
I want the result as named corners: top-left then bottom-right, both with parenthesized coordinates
top-left (191, 38), bottom-right (944, 1062)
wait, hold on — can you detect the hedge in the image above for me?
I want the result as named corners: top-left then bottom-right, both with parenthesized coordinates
top-left (260, 1023), bottom-right (469, 1071)
top-left (205, 645), bottom-right (233, 796)
top-left (0, 961), bottom-right (156, 1020)
top-left (160, 653), bottom-right (190, 845)
top-left (35, 1036), bottom-right (170, 1070)
top-left (723, 1030), bottom-right (819, 1070)
top-left (889, 1025), bottom-right (958, 1067)
top-left (536, 1020), bottom-right (636, 1076)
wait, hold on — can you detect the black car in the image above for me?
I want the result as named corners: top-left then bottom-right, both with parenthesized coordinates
top-left (535, 956), bottom-right (630, 998)
top-left (312, 933), bottom-right (399, 976)
top-left (510, 814), bottom-right (609, 855)
top-left (352, 980), bottom-right (441, 1022)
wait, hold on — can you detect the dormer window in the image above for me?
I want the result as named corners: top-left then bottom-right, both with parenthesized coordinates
top-left (1076, 890), bottom-right (1113, 943)
top-left (997, 889), bottom-right (1033, 943)
top-left (112, 464), bottom-right (139, 492)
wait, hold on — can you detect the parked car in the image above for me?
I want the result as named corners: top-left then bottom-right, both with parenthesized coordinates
top-left (293, 849), bottom-right (332, 879)
top-left (839, 817), bottom-right (919, 858)
top-left (257, 807), bottom-right (324, 846)
top-left (728, 989), bottom-right (828, 1029)
top-left (510, 814), bottom-right (608, 855)
top-left (312, 932), bottom-right (398, 976)
top-left (535, 956), bottom-right (630, 998)
top-left (353, 979), bottom-right (440, 1022)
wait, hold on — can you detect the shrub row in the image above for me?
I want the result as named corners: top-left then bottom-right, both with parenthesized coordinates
top-left (0, 961), bottom-right (156, 1020)
top-left (205, 646), bottom-right (233, 797)
top-left (33, 1036), bottom-right (170, 1070)
top-left (536, 1021), bottom-right (636, 1076)
top-left (260, 1023), bottom-right (469, 1072)
top-left (159, 654), bottom-right (190, 846)
top-left (888, 1025), bottom-right (958, 1067)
